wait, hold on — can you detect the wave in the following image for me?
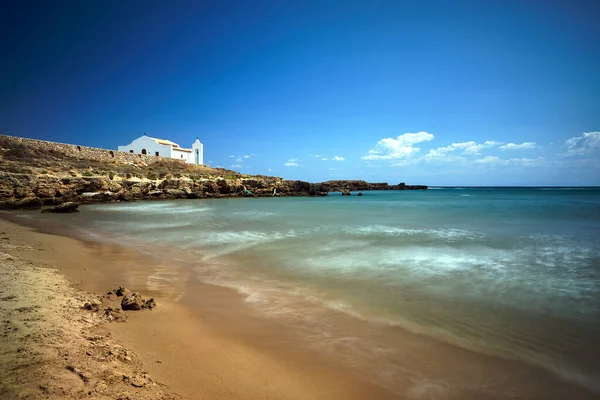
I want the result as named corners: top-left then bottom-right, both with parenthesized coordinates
top-left (194, 252), bottom-right (600, 396)
top-left (346, 225), bottom-right (485, 242)
top-left (231, 211), bottom-right (277, 219)
top-left (87, 202), bottom-right (212, 214)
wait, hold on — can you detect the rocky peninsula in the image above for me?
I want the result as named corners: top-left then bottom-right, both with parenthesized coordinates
top-left (0, 135), bottom-right (427, 210)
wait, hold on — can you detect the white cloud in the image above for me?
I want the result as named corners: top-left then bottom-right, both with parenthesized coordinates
top-left (235, 157), bottom-right (243, 162)
top-left (473, 156), bottom-right (502, 165)
top-left (362, 132), bottom-right (434, 160)
top-left (328, 167), bottom-right (339, 171)
top-left (423, 153), bottom-right (467, 164)
top-left (332, 156), bottom-right (345, 161)
top-left (230, 164), bottom-right (242, 168)
top-left (425, 140), bottom-right (502, 161)
top-left (389, 160), bottom-right (413, 167)
top-left (321, 157), bottom-right (328, 161)
top-left (284, 158), bottom-right (299, 167)
top-left (473, 156), bottom-right (546, 167)
top-left (508, 157), bottom-right (545, 167)
top-left (463, 141), bottom-right (502, 155)
top-left (499, 142), bottom-right (537, 150)
top-left (244, 155), bottom-right (251, 158)
top-left (562, 132), bottom-right (600, 157)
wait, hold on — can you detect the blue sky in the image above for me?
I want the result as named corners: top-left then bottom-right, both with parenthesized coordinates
top-left (1, 0), bottom-right (598, 185)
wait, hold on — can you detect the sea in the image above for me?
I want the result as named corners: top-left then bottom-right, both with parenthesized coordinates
top-left (32, 187), bottom-right (600, 397)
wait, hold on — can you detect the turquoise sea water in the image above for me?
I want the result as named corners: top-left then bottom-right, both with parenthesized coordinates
top-left (35, 188), bottom-right (600, 393)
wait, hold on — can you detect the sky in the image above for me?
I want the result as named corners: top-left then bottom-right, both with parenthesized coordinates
top-left (1, 0), bottom-right (599, 185)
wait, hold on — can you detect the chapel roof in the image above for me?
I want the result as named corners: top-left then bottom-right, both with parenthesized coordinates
top-left (146, 136), bottom-right (180, 147)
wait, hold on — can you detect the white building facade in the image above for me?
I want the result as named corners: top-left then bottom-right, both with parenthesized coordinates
top-left (118, 135), bottom-right (203, 165)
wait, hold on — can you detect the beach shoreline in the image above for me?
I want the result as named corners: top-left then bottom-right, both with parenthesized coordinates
top-left (0, 214), bottom-right (396, 399)
top-left (1, 208), bottom-right (598, 399)
top-left (0, 218), bottom-right (181, 399)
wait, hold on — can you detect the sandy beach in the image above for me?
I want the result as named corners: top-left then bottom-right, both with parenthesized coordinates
top-left (0, 215), bottom-right (395, 399)
top-left (2, 207), bottom-right (599, 400)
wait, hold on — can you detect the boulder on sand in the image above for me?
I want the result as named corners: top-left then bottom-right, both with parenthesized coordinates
top-left (121, 291), bottom-right (156, 311)
top-left (115, 286), bottom-right (131, 297)
top-left (121, 292), bottom-right (144, 310)
top-left (41, 202), bottom-right (79, 213)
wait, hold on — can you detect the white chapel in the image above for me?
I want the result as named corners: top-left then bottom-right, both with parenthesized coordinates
top-left (118, 134), bottom-right (203, 165)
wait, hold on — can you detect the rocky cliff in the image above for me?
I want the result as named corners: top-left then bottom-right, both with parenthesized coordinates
top-left (321, 180), bottom-right (428, 191)
top-left (0, 135), bottom-right (426, 210)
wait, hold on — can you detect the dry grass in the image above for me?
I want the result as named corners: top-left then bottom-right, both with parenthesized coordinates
top-left (0, 136), bottom-right (265, 181)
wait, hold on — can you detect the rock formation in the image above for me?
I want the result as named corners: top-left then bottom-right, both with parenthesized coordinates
top-left (41, 201), bottom-right (79, 213)
top-left (120, 291), bottom-right (156, 311)
top-left (0, 134), bottom-right (427, 210)
top-left (320, 180), bottom-right (427, 192)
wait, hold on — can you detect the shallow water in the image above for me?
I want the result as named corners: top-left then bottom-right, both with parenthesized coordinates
top-left (33, 188), bottom-right (600, 395)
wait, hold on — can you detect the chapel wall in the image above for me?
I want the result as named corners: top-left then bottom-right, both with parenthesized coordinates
top-left (0, 135), bottom-right (187, 166)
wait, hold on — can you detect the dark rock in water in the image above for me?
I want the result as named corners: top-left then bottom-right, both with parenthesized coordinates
top-left (121, 292), bottom-right (145, 310)
top-left (320, 180), bottom-right (428, 191)
top-left (121, 291), bottom-right (156, 311)
top-left (41, 201), bottom-right (79, 213)
top-left (115, 286), bottom-right (131, 297)
top-left (357, 192), bottom-right (363, 196)
top-left (341, 189), bottom-right (351, 196)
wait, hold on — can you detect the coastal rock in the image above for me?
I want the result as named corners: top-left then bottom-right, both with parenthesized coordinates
top-left (0, 135), bottom-right (427, 206)
top-left (79, 177), bottom-right (109, 193)
top-left (41, 201), bottom-right (79, 213)
top-left (164, 188), bottom-right (186, 197)
top-left (320, 180), bottom-right (427, 192)
top-left (19, 197), bottom-right (44, 209)
top-left (83, 299), bottom-right (102, 312)
top-left (124, 372), bottom-right (152, 388)
top-left (115, 286), bottom-right (131, 297)
top-left (35, 184), bottom-right (56, 198)
top-left (104, 306), bottom-right (126, 322)
top-left (121, 292), bottom-right (145, 310)
top-left (341, 189), bottom-right (351, 196)
top-left (143, 298), bottom-right (157, 310)
top-left (357, 192), bottom-right (363, 196)
top-left (121, 291), bottom-right (156, 311)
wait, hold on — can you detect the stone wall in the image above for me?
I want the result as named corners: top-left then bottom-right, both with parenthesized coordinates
top-left (0, 134), bottom-right (187, 166)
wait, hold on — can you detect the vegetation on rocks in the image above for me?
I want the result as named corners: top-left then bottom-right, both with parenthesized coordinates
top-left (0, 135), bottom-right (426, 210)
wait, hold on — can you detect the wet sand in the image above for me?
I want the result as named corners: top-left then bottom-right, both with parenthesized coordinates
top-left (0, 216), bottom-right (395, 399)
top-left (1, 213), bottom-right (597, 399)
